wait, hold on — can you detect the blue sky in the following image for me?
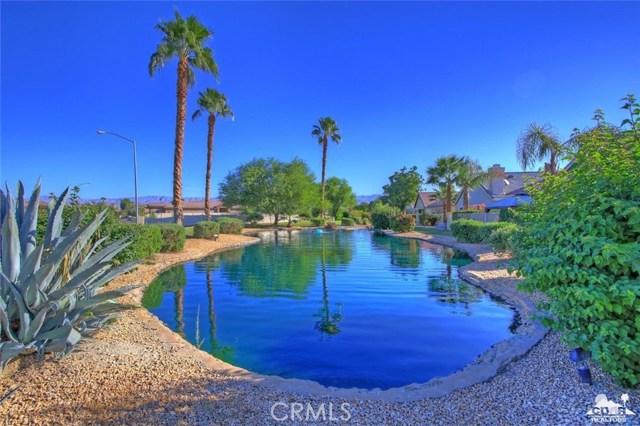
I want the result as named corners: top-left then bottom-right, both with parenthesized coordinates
top-left (2, 1), bottom-right (638, 200)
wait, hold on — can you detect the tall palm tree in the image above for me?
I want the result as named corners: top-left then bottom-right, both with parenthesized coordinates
top-left (457, 158), bottom-right (494, 210)
top-left (149, 11), bottom-right (219, 224)
top-left (426, 155), bottom-right (464, 224)
top-left (192, 88), bottom-right (234, 220)
top-left (311, 117), bottom-right (342, 215)
top-left (516, 122), bottom-right (564, 174)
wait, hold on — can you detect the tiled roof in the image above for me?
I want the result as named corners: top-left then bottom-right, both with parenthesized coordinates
top-left (416, 192), bottom-right (435, 207)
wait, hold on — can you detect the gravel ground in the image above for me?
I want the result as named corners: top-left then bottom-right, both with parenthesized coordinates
top-left (1, 233), bottom-right (638, 426)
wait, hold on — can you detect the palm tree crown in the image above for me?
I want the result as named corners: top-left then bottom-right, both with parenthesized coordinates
top-left (311, 117), bottom-right (342, 215)
top-left (457, 158), bottom-right (493, 210)
top-left (426, 155), bottom-right (464, 223)
top-left (149, 10), bottom-right (219, 84)
top-left (516, 122), bottom-right (564, 174)
top-left (149, 10), bottom-right (219, 225)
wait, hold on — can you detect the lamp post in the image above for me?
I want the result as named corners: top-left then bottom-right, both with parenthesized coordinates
top-left (97, 130), bottom-right (139, 224)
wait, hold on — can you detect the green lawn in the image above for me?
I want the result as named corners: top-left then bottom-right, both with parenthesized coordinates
top-left (414, 226), bottom-right (453, 237)
top-left (184, 226), bottom-right (194, 237)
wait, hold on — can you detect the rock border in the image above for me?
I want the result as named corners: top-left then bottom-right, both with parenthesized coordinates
top-left (134, 230), bottom-right (548, 402)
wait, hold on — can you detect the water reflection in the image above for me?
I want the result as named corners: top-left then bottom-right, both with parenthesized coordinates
top-left (371, 234), bottom-right (422, 268)
top-left (427, 276), bottom-right (484, 314)
top-left (314, 237), bottom-right (343, 338)
top-left (142, 265), bottom-right (187, 335)
top-left (219, 230), bottom-right (352, 298)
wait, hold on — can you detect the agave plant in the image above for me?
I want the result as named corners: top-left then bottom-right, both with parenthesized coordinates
top-left (0, 181), bottom-right (139, 370)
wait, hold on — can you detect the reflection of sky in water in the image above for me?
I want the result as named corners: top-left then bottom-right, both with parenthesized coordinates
top-left (145, 230), bottom-right (514, 390)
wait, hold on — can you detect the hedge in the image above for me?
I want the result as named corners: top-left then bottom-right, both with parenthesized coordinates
top-left (194, 221), bottom-right (220, 239)
top-left (451, 219), bottom-right (514, 243)
top-left (110, 223), bottom-right (163, 264)
top-left (487, 223), bottom-right (518, 252)
top-left (340, 217), bottom-right (355, 226)
top-left (216, 217), bottom-right (244, 234)
top-left (152, 223), bottom-right (186, 252)
top-left (311, 217), bottom-right (326, 226)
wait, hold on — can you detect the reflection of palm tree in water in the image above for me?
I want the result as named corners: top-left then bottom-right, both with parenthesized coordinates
top-left (175, 289), bottom-right (185, 336)
top-left (315, 236), bottom-right (342, 336)
top-left (207, 262), bottom-right (216, 348)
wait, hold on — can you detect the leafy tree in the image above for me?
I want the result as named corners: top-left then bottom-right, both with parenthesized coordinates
top-left (512, 101), bottom-right (640, 387)
top-left (149, 11), bottom-right (219, 225)
top-left (382, 166), bottom-right (424, 213)
top-left (516, 122), bottom-right (565, 174)
top-left (219, 158), bottom-right (316, 226)
top-left (457, 158), bottom-right (493, 210)
top-left (311, 117), bottom-right (342, 216)
top-left (426, 155), bottom-right (464, 224)
top-left (192, 88), bottom-right (234, 220)
top-left (325, 177), bottom-right (356, 219)
top-left (120, 198), bottom-right (134, 214)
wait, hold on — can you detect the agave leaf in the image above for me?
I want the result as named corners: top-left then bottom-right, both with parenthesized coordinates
top-left (41, 211), bottom-right (105, 288)
top-left (86, 236), bottom-right (108, 258)
top-left (16, 182), bottom-right (25, 231)
top-left (24, 304), bottom-right (50, 342)
top-left (7, 282), bottom-right (31, 341)
top-left (0, 304), bottom-right (18, 342)
top-left (0, 341), bottom-right (26, 370)
top-left (51, 262), bottom-right (111, 298)
top-left (34, 323), bottom-right (81, 346)
top-left (18, 179), bottom-right (41, 259)
top-left (18, 244), bottom-right (44, 283)
top-left (44, 187), bottom-right (70, 248)
top-left (60, 210), bottom-right (86, 239)
top-left (0, 186), bottom-right (7, 226)
top-left (73, 286), bottom-right (139, 311)
top-left (74, 236), bottom-right (131, 278)
top-left (1, 201), bottom-right (21, 281)
top-left (83, 260), bottom-right (139, 294)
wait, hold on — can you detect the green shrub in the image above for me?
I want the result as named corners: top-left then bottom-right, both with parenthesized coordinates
top-left (371, 212), bottom-right (392, 230)
top-left (340, 217), bottom-right (355, 226)
top-left (110, 224), bottom-right (163, 264)
top-left (487, 223), bottom-right (518, 252)
top-left (390, 214), bottom-right (416, 232)
top-left (451, 219), bottom-right (512, 243)
top-left (512, 111), bottom-right (640, 387)
top-left (194, 221), bottom-right (220, 239)
top-left (311, 217), bottom-right (326, 226)
top-left (216, 217), bottom-right (244, 234)
top-left (153, 223), bottom-right (186, 252)
top-left (420, 214), bottom-right (439, 226)
top-left (499, 208), bottom-right (516, 223)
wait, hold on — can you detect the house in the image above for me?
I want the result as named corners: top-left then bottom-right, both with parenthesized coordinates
top-left (454, 164), bottom-right (540, 211)
top-left (412, 191), bottom-right (444, 215)
top-left (145, 200), bottom-right (239, 218)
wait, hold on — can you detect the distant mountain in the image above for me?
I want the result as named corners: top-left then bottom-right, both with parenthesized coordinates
top-left (356, 194), bottom-right (382, 204)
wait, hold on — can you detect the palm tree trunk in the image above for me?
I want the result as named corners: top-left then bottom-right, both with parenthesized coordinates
top-left (205, 114), bottom-right (216, 221)
top-left (173, 57), bottom-right (188, 225)
top-left (445, 183), bottom-right (452, 223)
top-left (320, 138), bottom-right (328, 216)
top-left (463, 186), bottom-right (470, 210)
top-left (549, 151), bottom-right (557, 174)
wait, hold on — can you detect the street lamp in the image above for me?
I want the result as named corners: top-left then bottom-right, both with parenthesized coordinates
top-left (96, 130), bottom-right (139, 224)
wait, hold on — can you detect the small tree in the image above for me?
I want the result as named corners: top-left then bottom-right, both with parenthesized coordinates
top-left (512, 98), bottom-right (640, 387)
top-left (325, 177), bottom-right (357, 219)
top-left (382, 166), bottom-right (424, 213)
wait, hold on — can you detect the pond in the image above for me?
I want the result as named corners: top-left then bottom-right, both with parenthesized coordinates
top-left (143, 230), bottom-right (515, 390)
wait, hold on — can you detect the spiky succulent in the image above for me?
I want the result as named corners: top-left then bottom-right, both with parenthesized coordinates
top-left (0, 181), bottom-right (139, 370)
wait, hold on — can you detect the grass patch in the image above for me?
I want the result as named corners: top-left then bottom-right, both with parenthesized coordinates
top-left (184, 226), bottom-right (194, 237)
top-left (414, 226), bottom-right (453, 237)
